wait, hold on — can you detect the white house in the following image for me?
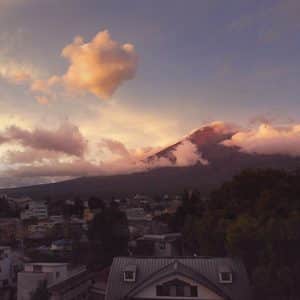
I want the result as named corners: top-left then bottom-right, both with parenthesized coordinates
top-left (105, 257), bottom-right (252, 300)
top-left (0, 246), bottom-right (22, 289)
top-left (20, 200), bottom-right (48, 220)
top-left (0, 246), bottom-right (13, 289)
top-left (135, 233), bottom-right (182, 257)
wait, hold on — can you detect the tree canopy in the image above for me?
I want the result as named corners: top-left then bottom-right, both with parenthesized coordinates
top-left (171, 169), bottom-right (300, 300)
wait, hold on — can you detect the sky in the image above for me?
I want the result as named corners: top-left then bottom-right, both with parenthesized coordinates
top-left (1, 0), bottom-right (300, 187)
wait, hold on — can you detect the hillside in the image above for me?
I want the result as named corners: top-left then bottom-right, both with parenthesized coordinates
top-left (2, 124), bottom-right (300, 200)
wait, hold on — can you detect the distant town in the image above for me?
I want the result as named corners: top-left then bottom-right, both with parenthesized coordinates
top-left (0, 184), bottom-right (252, 300)
top-left (1, 168), bottom-right (299, 300)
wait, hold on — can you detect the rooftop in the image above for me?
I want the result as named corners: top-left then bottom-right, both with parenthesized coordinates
top-left (106, 256), bottom-right (252, 300)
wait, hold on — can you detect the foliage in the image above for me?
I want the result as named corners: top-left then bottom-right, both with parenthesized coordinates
top-left (171, 169), bottom-right (300, 300)
top-left (88, 201), bottom-right (129, 267)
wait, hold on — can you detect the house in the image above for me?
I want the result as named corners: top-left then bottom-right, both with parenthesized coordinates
top-left (0, 246), bottom-right (23, 289)
top-left (0, 246), bottom-right (13, 288)
top-left (134, 233), bottom-right (183, 257)
top-left (0, 218), bottom-right (23, 243)
top-left (17, 262), bottom-right (90, 300)
top-left (20, 200), bottom-right (48, 220)
top-left (105, 257), bottom-right (252, 300)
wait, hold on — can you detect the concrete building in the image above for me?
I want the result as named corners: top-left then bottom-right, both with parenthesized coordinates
top-left (0, 246), bottom-right (23, 291)
top-left (105, 257), bottom-right (252, 300)
top-left (20, 200), bottom-right (48, 220)
top-left (0, 246), bottom-right (13, 288)
top-left (0, 218), bottom-right (23, 243)
top-left (17, 262), bottom-right (90, 300)
top-left (134, 233), bottom-right (182, 257)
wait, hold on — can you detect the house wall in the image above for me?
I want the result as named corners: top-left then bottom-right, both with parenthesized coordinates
top-left (17, 272), bottom-right (50, 300)
top-left (133, 275), bottom-right (223, 300)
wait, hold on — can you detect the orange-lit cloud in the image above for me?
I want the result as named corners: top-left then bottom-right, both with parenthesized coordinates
top-left (1, 30), bottom-right (137, 103)
top-left (0, 62), bottom-right (33, 84)
top-left (223, 123), bottom-right (300, 156)
top-left (60, 30), bottom-right (138, 99)
top-left (35, 95), bottom-right (50, 105)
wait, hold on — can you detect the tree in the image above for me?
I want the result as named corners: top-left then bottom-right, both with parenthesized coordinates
top-left (173, 169), bottom-right (300, 300)
top-left (88, 203), bottom-right (129, 266)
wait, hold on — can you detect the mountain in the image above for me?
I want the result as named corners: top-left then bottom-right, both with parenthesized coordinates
top-left (2, 124), bottom-right (300, 200)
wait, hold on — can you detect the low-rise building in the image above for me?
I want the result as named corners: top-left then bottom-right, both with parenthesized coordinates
top-left (134, 233), bottom-right (182, 257)
top-left (17, 262), bottom-right (90, 300)
top-left (20, 201), bottom-right (48, 220)
top-left (105, 257), bottom-right (252, 300)
top-left (0, 246), bottom-right (23, 289)
top-left (0, 246), bottom-right (13, 289)
top-left (0, 218), bottom-right (23, 243)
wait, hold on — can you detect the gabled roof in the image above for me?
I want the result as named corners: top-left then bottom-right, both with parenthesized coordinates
top-left (105, 257), bottom-right (252, 300)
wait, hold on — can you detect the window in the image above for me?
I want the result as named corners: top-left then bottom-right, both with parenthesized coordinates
top-left (33, 265), bottom-right (42, 272)
top-left (156, 285), bottom-right (169, 296)
top-left (56, 272), bottom-right (60, 279)
top-left (219, 272), bottom-right (232, 283)
top-left (159, 242), bottom-right (166, 250)
top-left (124, 271), bottom-right (135, 282)
top-left (156, 280), bottom-right (198, 297)
top-left (124, 265), bottom-right (136, 282)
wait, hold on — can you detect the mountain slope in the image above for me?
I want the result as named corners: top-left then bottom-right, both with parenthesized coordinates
top-left (2, 124), bottom-right (300, 200)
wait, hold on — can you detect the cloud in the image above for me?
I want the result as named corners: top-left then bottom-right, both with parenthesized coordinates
top-left (172, 140), bottom-right (208, 166)
top-left (0, 122), bottom-right (87, 157)
top-left (8, 159), bottom-right (102, 178)
top-left (223, 123), bottom-right (300, 157)
top-left (99, 138), bottom-right (131, 158)
top-left (7, 137), bottom-right (208, 180)
top-left (27, 30), bottom-right (138, 102)
top-left (0, 61), bottom-right (34, 84)
top-left (60, 30), bottom-right (138, 99)
top-left (1, 30), bottom-right (137, 103)
top-left (35, 96), bottom-right (49, 105)
top-left (3, 149), bottom-right (61, 164)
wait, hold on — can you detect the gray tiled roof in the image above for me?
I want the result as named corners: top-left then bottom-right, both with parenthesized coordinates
top-left (105, 257), bottom-right (252, 300)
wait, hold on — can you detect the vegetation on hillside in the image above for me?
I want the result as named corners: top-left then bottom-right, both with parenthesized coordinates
top-left (170, 169), bottom-right (300, 300)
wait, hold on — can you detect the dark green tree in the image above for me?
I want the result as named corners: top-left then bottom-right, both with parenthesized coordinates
top-left (88, 203), bottom-right (129, 267)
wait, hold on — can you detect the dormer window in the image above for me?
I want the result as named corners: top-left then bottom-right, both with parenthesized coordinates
top-left (218, 266), bottom-right (233, 283)
top-left (124, 265), bottom-right (136, 282)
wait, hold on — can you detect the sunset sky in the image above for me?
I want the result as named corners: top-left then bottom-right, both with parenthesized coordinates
top-left (1, 0), bottom-right (300, 186)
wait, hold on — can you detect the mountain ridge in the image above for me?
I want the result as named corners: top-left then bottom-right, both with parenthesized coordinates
top-left (2, 123), bottom-right (300, 200)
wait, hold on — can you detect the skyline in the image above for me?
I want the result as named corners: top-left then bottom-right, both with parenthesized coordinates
top-left (1, 0), bottom-right (300, 186)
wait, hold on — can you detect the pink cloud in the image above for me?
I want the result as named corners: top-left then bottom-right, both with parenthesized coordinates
top-left (223, 123), bottom-right (300, 156)
top-left (0, 122), bottom-right (87, 157)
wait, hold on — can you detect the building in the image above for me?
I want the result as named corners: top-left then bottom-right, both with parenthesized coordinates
top-left (51, 239), bottom-right (73, 251)
top-left (17, 262), bottom-right (90, 300)
top-left (0, 246), bottom-right (13, 288)
top-left (105, 257), bottom-right (252, 300)
top-left (134, 233), bottom-right (182, 257)
top-left (0, 218), bottom-right (23, 243)
top-left (0, 246), bottom-right (23, 290)
top-left (20, 200), bottom-right (48, 220)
